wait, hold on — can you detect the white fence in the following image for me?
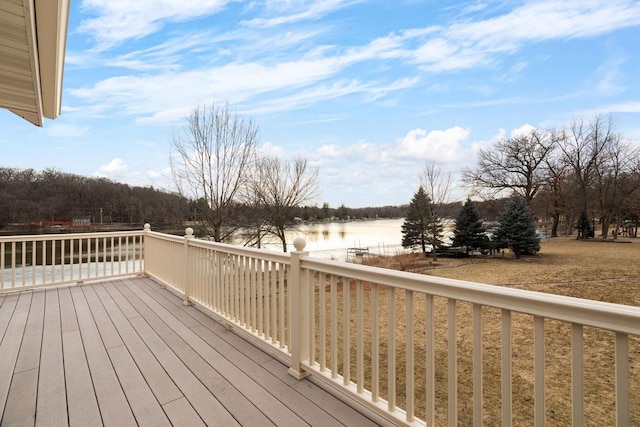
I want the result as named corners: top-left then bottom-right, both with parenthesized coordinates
top-left (0, 229), bottom-right (144, 290)
top-left (2, 226), bottom-right (639, 426)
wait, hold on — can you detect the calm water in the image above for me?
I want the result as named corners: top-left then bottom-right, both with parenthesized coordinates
top-left (260, 218), bottom-right (406, 260)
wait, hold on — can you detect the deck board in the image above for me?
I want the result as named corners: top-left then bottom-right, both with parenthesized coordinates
top-left (3, 368), bottom-right (38, 426)
top-left (58, 286), bottom-right (79, 333)
top-left (135, 277), bottom-right (378, 426)
top-left (0, 293), bottom-right (30, 422)
top-left (128, 315), bottom-right (240, 426)
top-left (62, 328), bottom-right (103, 427)
top-left (82, 285), bottom-right (171, 427)
top-left (71, 287), bottom-right (138, 426)
top-left (36, 288), bottom-right (67, 427)
top-left (162, 397), bottom-right (207, 427)
top-left (95, 283), bottom-right (183, 406)
top-left (122, 279), bottom-right (308, 427)
top-left (14, 289), bottom-right (44, 374)
top-left (0, 278), bottom-right (381, 427)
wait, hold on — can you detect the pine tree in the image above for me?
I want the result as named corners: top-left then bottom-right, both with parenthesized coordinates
top-left (452, 198), bottom-right (485, 254)
top-left (494, 197), bottom-right (540, 258)
top-left (425, 211), bottom-right (445, 261)
top-left (576, 210), bottom-right (592, 239)
top-left (402, 186), bottom-right (443, 259)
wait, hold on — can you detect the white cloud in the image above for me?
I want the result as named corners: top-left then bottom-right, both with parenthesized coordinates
top-left (511, 61), bottom-right (528, 74)
top-left (259, 142), bottom-right (284, 158)
top-left (602, 101), bottom-right (640, 113)
top-left (449, 1), bottom-right (640, 46)
top-left (396, 126), bottom-right (470, 162)
top-left (78, 0), bottom-right (231, 49)
top-left (242, 0), bottom-right (363, 28)
top-left (409, 0), bottom-right (640, 72)
top-left (70, 56), bottom-right (349, 120)
top-left (588, 55), bottom-right (627, 96)
top-left (510, 123), bottom-right (537, 138)
top-left (580, 100), bottom-right (640, 117)
top-left (147, 167), bottom-right (171, 179)
top-left (94, 158), bottom-right (127, 178)
top-left (306, 125), bottom-right (484, 205)
top-left (469, 129), bottom-right (505, 158)
top-left (106, 30), bottom-right (217, 71)
top-left (247, 77), bottom-right (419, 115)
top-left (47, 123), bottom-right (90, 137)
top-left (71, 55), bottom-right (418, 121)
top-left (145, 167), bottom-right (176, 191)
top-left (317, 144), bottom-right (341, 158)
top-left (68, 0), bottom-right (640, 124)
top-left (60, 105), bottom-right (80, 113)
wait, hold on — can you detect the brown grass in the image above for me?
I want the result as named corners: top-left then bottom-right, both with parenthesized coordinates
top-left (311, 237), bottom-right (639, 425)
top-left (365, 237), bottom-right (640, 306)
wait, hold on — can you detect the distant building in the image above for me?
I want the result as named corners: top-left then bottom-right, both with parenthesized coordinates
top-left (72, 217), bottom-right (91, 227)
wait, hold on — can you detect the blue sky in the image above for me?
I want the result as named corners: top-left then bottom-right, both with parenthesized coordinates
top-left (2, 0), bottom-right (640, 207)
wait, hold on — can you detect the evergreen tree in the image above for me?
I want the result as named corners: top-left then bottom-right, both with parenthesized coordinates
top-left (494, 197), bottom-right (540, 258)
top-left (425, 212), bottom-right (445, 261)
top-left (402, 186), bottom-right (443, 259)
top-left (576, 210), bottom-right (592, 239)
top-left (452, 198), bottom-right (485, 254)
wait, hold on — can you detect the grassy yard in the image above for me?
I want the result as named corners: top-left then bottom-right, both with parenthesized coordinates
top-left (365, 236), bottom-right (640, 306)
top-left (317, 237), bottom-right (640, 425)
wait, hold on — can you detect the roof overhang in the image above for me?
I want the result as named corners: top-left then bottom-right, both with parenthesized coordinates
top-left (0, 0), bottom-right (70, 126)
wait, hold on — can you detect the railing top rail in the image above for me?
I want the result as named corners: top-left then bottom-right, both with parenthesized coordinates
top-left (191, 238), bottom-right (291, 263)
top-left (146, 230), bottom-right (184, 244)
top-left (146, 230), bottom-right (291, 264)
top-left (0, 230), bottom-right (145, 243)
top-left (301, 256), bottom-right (640, 336)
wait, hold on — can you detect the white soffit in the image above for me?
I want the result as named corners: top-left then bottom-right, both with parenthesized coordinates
top-left (0, 0), bottom-right (70, 126)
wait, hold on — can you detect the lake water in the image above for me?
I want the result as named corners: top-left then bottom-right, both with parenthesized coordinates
top-left (259, 218), bottom-right (407, 260)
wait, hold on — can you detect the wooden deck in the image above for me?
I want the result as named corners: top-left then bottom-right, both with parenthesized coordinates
top-left (0, 277), bottom-right (381, 426)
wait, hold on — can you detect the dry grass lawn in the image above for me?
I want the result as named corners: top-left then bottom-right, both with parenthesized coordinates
top-left (366, 237), bottom-right (640, 306)
top-left (311, 237), bottom-right (639, 425)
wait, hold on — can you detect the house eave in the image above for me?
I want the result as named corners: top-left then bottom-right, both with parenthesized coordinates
top-left (0, 0), bottom-right (70, 126)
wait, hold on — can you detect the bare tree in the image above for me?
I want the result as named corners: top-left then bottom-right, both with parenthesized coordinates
top-left (422, 161), bottom-right (452, 207)
top-left (249, 156), bottom-right (319, 252)
top-left (170, 102), bottom-right (259, 241)
top-left (462, 128), bottom-right (555, 204)
top-left (596, 136), bottom-right (640, 238)
top-left (557, 115), bottom-right (614, 238)
top-left (541, 150), bottom-right (572, 237)
top-left (420, 161), bottom-right (452, 261)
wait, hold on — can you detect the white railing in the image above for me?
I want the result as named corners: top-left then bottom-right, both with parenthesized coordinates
top-left (2, 226), bottom-right (638, 426)
top-left (145, 227), bottom-right (294, 355)
top-left (0, 228), bottom-right (144, 291)
top-left (296, 254), bottom-right (639, 427)
top-left (143, 228), bottom-right (639, 427)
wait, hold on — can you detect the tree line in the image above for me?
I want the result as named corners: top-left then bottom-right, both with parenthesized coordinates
top-left (0, 164), bottom-right (413, 235)
top-left (0, 167), bottom-right (188, 229)
top-left (462, 115), bottom-right (640, 239)
top-left (401, 114), bottom-right (640, 259)
top-left (403, 191), bottom-right (540, 260)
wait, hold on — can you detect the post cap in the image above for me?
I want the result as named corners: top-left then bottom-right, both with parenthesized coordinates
top-left (144, 223), bottom-right (151, 231)
top-left (185, 227), bottom-right (194, 237)
top-left (293, 237), bottom-right (306, 251)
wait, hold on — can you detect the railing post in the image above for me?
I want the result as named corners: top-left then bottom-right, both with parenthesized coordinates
top-left (142, 223), bottom-right (150, 276)
top-left (288, 237), bottom-right (310, 380)
top-left (183, 227), bottom-right (194, 306)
